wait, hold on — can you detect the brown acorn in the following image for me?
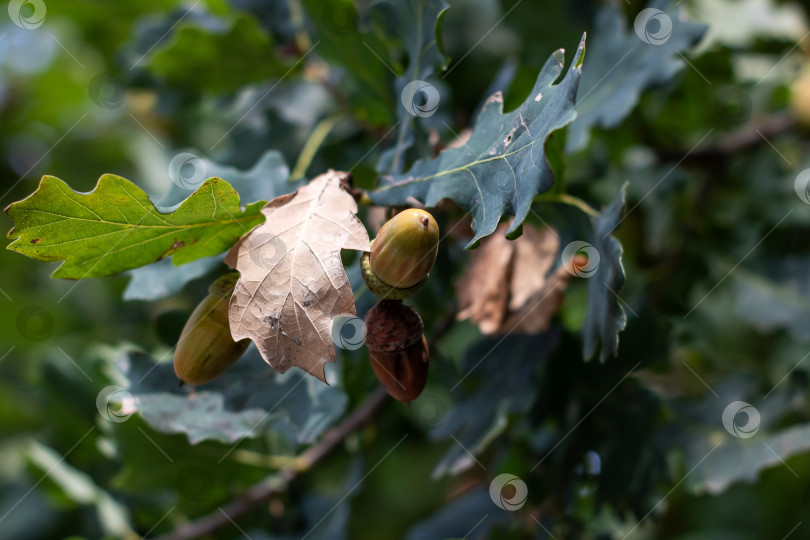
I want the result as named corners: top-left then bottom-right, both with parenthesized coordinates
top-left (174, 273), bottom-right (250, 385)
top-left (364, 299), bottom-right (429, 403)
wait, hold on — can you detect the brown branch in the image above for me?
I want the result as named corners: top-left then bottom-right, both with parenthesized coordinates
top-left (150, 386), bottom-right (389, 540)
top-left (703, 112), bottom-right (796, 156)
top-left (658, 111), bottom-right (796, 162)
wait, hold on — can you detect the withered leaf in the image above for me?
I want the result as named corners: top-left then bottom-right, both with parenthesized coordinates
top-left (457, 223), bottom-right (570, 334)
top-left (225, 171), bottom-right (371, 382)
top-left (456, 231), bottom-right (513, 335)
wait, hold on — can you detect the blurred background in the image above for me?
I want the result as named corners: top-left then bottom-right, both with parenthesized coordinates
top-left (3, 0), bottom-right (810, 538)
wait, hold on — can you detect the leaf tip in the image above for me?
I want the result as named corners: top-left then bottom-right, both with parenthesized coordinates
top-left (310, 363), bottom-right (330, 384)
top-left (435, 6), bottom-right (450, 57)
top-left (483, 91), bottom-right (504, 108)
top-left (505, 223), bottom-right (523, 241)
top-left (465, 238), bottom-right (481, 250)
top-left (573, 33), bottom-right (587, 69)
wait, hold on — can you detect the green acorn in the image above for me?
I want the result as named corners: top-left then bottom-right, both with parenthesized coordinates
top-left (361, 209), bottom-right (439, 299)
top-left (174, 273), bottom-right (250, 386)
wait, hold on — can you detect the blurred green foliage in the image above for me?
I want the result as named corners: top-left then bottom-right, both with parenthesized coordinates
top-left (3, 0), bottom-right (810, 539)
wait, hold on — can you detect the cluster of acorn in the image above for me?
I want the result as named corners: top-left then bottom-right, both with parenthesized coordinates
top-left (360, 209), bottom-right (438, 403)
top-left (173, 208), bottom-right (439, 404)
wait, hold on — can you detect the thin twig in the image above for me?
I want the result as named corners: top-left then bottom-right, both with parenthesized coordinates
top-left (150, 386), bottom-right (389, 540)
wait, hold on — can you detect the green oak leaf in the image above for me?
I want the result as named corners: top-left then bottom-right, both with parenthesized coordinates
top-left (381, 0), bottom-right (450, 173)
top-left (5, 175), bottom-right (264, 279)
top-left (431, 330), bottom-right (560, 478)
top-left (111, 347), bottom-right (347, 446)
top-left (123, 151), bottom-right (302, 301)
top-left (538, 190), bottom-right (628, 362)
top-left (122, 254), bottom-right (224, 301)
top-left (407, 490), bottom-right (508, 540)
top-left (136, 392), bottom-right (268, 445)
top-left (582, 192), bottom-right (628, 362)
top-left (25, 442), bottom-right (134, 537)
top-left (686, 424), bottom-right (810, 495)
top-left (370, 34), bottom-right (586, 248)
top-left (732, 259), bottom-right (810, 342)
top-left (299, 0), bottom-right (395, 125)
top-left (566, 0), bottom-right (707, 152)
top-left (677, 381), bottom-right (810, 495)
top-left (158, 149), bottom-right (302, 208)
top-left (144, 15), bottom-right (291, 94)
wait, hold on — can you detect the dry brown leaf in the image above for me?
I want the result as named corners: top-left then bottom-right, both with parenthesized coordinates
top-left (225, 171), bottom-right (371, 382)
top-left (501, 265), bottom-right (570, 334)
top-left (457, 223), bottom-right (570, 335)
top-left (456, 231), bottom-right (514, 334)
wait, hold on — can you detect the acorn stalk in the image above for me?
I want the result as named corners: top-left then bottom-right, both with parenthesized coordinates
top-left (174, 273), bottom-right (249, 385)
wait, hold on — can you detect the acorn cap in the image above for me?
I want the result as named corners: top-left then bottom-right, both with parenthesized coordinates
top-left (364, 300), bottom-right (424, 352)
top-left (361, 247), bottom-right (426, 300)
top-left (208, 272), bottom-right (240, 297)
